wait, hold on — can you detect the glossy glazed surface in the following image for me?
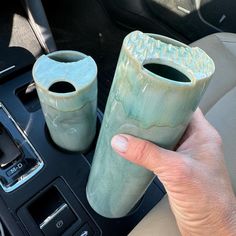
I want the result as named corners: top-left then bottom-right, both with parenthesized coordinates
top-left (33, 50), bottom-right (97, 151)
top-left (87, 31), bottom-right (215, 218)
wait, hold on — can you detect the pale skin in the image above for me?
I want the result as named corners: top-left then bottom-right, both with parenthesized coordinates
top-left (111, 108), bottom-right (236, 236)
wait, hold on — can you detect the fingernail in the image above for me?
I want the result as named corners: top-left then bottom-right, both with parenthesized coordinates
top-left (111, 135), bottom-right (128, 153)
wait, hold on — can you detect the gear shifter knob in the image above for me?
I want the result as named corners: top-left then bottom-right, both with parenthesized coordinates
top-left (0, 123), bottom-right (22, 168)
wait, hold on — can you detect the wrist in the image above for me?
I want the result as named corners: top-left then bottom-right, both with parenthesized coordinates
top-left (177, 197), bottom-right (236, 236)
top-left (217, 197), bottom-right (236, 236)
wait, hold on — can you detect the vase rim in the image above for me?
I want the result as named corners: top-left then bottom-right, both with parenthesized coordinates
top-left (122, 31), bottom-right (215, 87)
top-left (33, 50), bottom-right (97, 98)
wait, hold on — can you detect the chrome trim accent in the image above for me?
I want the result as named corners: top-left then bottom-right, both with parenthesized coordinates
top-left (0, 65), bottom-right (16, 75)
top-left (177, 6), bottom-right (190, 14)
top-left (0, 220), bottom-right (5, 236)
top-left (219, 14), bottom-right (226, 24)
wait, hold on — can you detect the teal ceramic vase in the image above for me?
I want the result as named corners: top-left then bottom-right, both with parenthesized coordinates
top-left (86, 31), bottom-right (215, 218)
top-left (33, 50), bottom-right (97, 152)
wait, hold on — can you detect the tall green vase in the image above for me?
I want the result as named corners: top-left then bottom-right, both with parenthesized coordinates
top-left (86, 31), bottom-right (215, 218)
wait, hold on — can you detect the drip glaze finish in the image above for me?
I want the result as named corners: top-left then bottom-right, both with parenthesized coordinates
top-left (86, 31), bottom-right (215, 218)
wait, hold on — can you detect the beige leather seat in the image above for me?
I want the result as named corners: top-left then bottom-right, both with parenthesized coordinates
top-left (130, 33), bottom-right (236, 236)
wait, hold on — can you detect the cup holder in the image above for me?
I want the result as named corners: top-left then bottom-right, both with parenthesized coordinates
top-left (125, 196), bottom-right (144, 217)
top-left (16, 82), bottom-right (41, 113)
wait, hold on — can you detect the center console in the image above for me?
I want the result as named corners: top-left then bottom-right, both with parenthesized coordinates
top-left (0, 69), bottom-right (165, 235)
top-left (1, 0), bottom-right (164, 235)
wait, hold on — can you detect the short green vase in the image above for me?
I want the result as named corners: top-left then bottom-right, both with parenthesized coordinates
top-left (86, 31), bottom-right (215, 218)
top-left (33, 50), bottom-right (97, 152)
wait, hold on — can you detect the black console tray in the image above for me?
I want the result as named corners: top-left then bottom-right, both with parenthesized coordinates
top-left (0, 70), bottom-right (165, 236)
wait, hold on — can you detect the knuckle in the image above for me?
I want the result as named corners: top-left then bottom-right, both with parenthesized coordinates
top-left (157, 158), bottom-right (193, 185)
top-left (133, 140), bottom-right (152, 165)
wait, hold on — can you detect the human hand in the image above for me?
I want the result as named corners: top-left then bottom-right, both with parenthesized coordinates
top-left (111, 108), bottom-right (236, 236)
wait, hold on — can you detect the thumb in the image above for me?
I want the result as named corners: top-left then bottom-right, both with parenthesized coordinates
top-left (111, 134), bottom-right (182, 175)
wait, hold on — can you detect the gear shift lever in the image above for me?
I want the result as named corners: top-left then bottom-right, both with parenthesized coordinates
top-left (0, 123), bottom-right (22, 168)
top-left (0, 103), bottom-right (44, 192)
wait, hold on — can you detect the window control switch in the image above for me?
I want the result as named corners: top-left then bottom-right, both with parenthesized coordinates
top-left (74, 224), bottom-right (95, 236)
top-left (0, 123), bottom-right (22, 167)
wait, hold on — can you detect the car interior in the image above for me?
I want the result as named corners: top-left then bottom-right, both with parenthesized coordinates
top-left (0, 0), bottom-right (235, 235)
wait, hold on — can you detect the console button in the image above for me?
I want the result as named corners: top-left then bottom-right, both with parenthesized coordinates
top-left (6, 160), bottom-right (28, 177)
top-left (74, 224), bottom-right (94, 236)
top-left (0, 158), bottom-right (37, 187)
top-left (40, 203), bottom-right (77, 236)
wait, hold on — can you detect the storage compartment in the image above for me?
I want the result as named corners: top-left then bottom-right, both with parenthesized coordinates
top-left (18, 178), bottom-right (101, 236)
top-left (16, 83), bottom-right (41, 113)
top-left (28, 186), bottom-right (77, 236)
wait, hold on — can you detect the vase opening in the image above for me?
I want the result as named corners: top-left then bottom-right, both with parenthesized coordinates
top-left (48, 51), bottom-right (84, 63)
top-left (49, 81), bottom-right (76, 93)
top-left (143, 63), bottom-right (191, 83)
